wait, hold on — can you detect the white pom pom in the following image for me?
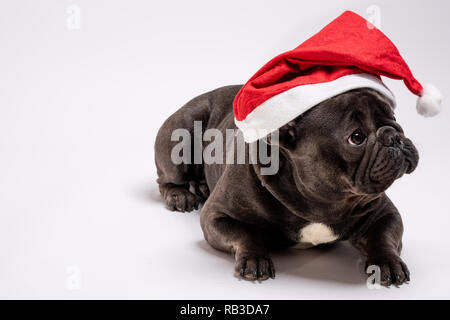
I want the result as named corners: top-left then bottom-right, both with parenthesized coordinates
top-left (416, 84), bottom-right (442, 117)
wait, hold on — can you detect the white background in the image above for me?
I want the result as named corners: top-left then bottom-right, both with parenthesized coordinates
top-left (1, 0), bottom-right (449, 299)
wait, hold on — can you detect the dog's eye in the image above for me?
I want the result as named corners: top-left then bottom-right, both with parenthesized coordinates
top-left (348, 129), bottom-right (366, 146)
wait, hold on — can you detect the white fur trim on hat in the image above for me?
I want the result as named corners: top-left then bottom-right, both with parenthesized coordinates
top-left (416, 83), bottom-right (442, 117)
top-left (235, 73), bottom-right (395, 143)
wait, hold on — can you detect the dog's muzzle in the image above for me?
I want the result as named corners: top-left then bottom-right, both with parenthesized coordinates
top-left (369, 126), bottom-right (419, 188)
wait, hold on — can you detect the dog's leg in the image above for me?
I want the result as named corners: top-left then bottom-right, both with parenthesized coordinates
top-left (200, 208), bottom-right (275, 281)
top-left (156, 143), bottom-right (203, 212)
top-left (155, 85), bottom-right (243, 212)
top-left (154, 103), bottom-right (210, 212)
top-left (350, 198), bottom-right (409, 286)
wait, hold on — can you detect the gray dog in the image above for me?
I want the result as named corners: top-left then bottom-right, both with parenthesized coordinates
top-left (155, 85), bottom-right (418, 286)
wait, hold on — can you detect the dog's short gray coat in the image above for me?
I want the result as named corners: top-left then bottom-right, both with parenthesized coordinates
top-left (155, 85), bottom-right (419, 286)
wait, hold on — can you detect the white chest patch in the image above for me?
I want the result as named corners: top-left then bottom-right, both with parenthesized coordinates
top-left (294, 223), bottom-right (338, 249)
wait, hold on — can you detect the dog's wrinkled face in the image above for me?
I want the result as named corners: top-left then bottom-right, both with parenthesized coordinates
top-left (278, 88), bottom-right (419, 201)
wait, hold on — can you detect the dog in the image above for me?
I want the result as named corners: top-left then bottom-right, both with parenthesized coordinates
top-left (155, 85), bottom-right (419, 286)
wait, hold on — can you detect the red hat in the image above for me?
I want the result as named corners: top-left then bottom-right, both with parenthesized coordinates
top-left (233, 10), bottom-right (442, 143)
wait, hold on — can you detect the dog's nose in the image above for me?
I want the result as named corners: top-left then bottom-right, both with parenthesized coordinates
top-left (376, 126), bottom-right (403, 148)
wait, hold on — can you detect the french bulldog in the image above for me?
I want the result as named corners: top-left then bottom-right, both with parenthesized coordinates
top-left (155, 85), bottom-right (418, 286)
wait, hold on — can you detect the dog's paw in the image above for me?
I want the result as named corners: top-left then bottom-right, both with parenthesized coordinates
top-left (165, 187), bottom-right (201, 212)
top-left (195, 181), bottom-right (210, 199)
top-left (234, 253), bottom-right (275, 281)
top-left (366, 254), bottom-right (410, 287)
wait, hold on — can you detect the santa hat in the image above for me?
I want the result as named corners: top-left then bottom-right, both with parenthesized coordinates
top-left (233, 10), bottom-right (442, 143)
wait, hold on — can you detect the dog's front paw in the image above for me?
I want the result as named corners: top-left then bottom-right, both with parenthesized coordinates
top-left (366, 254), bottom-right (410, 287)
top-left (165, 187), bottom-right (201, 212)
top-left (234, 252), bottom-right (275, 281)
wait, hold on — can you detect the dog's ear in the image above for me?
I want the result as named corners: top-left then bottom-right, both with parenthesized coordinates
top-left (265, 120), bottom-right (297, 148)
top-left (275, 120), bottom-right (297, 149)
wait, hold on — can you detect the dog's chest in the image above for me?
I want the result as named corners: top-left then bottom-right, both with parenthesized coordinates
top-left (292, 223), bottom-right (339, 249)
